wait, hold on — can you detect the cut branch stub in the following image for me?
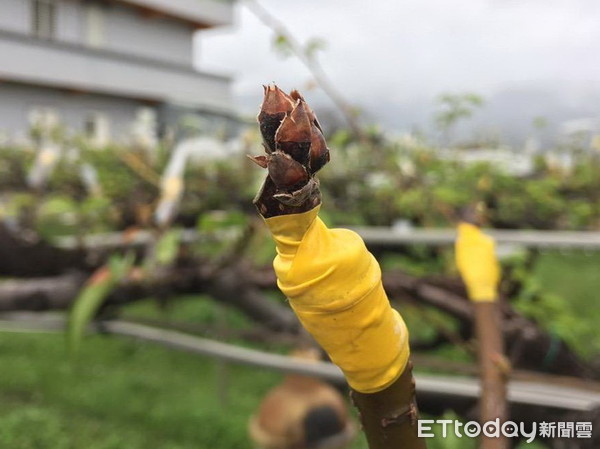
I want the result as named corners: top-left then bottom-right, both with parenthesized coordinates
top-left (252, 84), bottom-right (331, 217)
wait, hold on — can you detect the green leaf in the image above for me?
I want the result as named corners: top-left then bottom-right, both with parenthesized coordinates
top-left (67, 270), bottom-right (115, 354)
top-left (154, 229), bottom-right (182, 266)
top-left (67, 253), bottom-right (135, 353)
top-left (272, 33), bottom-right (292, 57)
top-left (197, 210), bottom-right (247, 232)
top-left (108, 252), bottom-right (136, 279)
top-left (304, 37), bottom-right (326, 58)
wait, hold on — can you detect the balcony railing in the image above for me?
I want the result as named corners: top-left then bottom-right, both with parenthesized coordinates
top-left (0, 30), bottom-right (233, 114)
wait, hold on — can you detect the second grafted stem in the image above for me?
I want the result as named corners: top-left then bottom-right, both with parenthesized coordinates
top-left (474, 301), bottom-right (509, 449)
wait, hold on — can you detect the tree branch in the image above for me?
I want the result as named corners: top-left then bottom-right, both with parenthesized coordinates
top-left (0, 223), bottom-right (88, 277)
top-left (0, 264), bottom-right (299, 334)
top-left (244, 0), bottom-right (366, 142)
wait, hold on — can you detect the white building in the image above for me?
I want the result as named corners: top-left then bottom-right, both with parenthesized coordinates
top-left (0, 0), bottom-right (236, 144)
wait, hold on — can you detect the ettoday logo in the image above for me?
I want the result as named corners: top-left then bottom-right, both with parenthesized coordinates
top-left (418, 419), bottom-right (593, 442)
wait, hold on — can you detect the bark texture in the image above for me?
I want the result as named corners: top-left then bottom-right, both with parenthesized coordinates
top-left (351, 362), bottom-right (427, 449)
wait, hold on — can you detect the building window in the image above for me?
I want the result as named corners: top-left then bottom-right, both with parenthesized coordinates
top-left (32, 0), bottom-right (56, 40)
top-left (86, 4), bottom-right (105, 48)
top-left (85, 112), bottom-right (111, 147)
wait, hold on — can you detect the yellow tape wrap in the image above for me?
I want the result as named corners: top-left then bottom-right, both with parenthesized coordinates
top-left (455, 222), bottom-right (500, 302)
top-left (264, 205), bottom-right (409, 393)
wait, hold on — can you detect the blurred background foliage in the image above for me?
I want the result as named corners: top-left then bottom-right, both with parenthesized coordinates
top-left (2, 136), bottom-right (600, 363)
top-left (1, 132), bottom-right (599, 448)
top-left (2, 134), bottom-right (599, 234)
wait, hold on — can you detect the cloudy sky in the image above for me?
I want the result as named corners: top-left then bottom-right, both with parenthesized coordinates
top-left (197, 0), bottom-right (600, 138)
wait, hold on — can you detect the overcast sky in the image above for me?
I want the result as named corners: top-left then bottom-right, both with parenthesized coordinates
top-left (197, 0), bottom-right (600, 134)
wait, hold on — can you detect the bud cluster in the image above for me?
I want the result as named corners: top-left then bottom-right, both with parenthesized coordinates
top-left (250, 84), bottom-right (330, 211)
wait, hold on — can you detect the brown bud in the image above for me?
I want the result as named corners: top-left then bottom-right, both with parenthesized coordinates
top-left (257, 84), bottom-right (294, 153)
top-left (290, 89), bottom-right (324, 133)
top-left (289, 89), bottom-right (304, 103)
top-left (458, 202), bottom-right (487, 227)
top-left (309, 123), bottom-right (330, 174)
top-left (289, 89), bottom-right (329, 173)
top-left (267, 151), bottom-right (309, 191)
top-left (261, 84), bottom-right (295, 116)
top-left (275, 99), bottom-right (312, 166)
top-left (253, 86), bottom-right (327, 216)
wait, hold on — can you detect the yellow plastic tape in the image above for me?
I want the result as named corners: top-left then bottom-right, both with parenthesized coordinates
top-left (264, 205), bottom-right (409, 393)
top-left (162, 176), bottom-right (183, 201)
top-left (455, 222), bottom-right (500, 302)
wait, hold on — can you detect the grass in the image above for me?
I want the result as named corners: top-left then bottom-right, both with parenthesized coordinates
top-left (0, 328), bottom-right (547, 449)
top-left (0, 330), bottom-right (283, 449)
top-left (0, 296), bottom-right (373, 449)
